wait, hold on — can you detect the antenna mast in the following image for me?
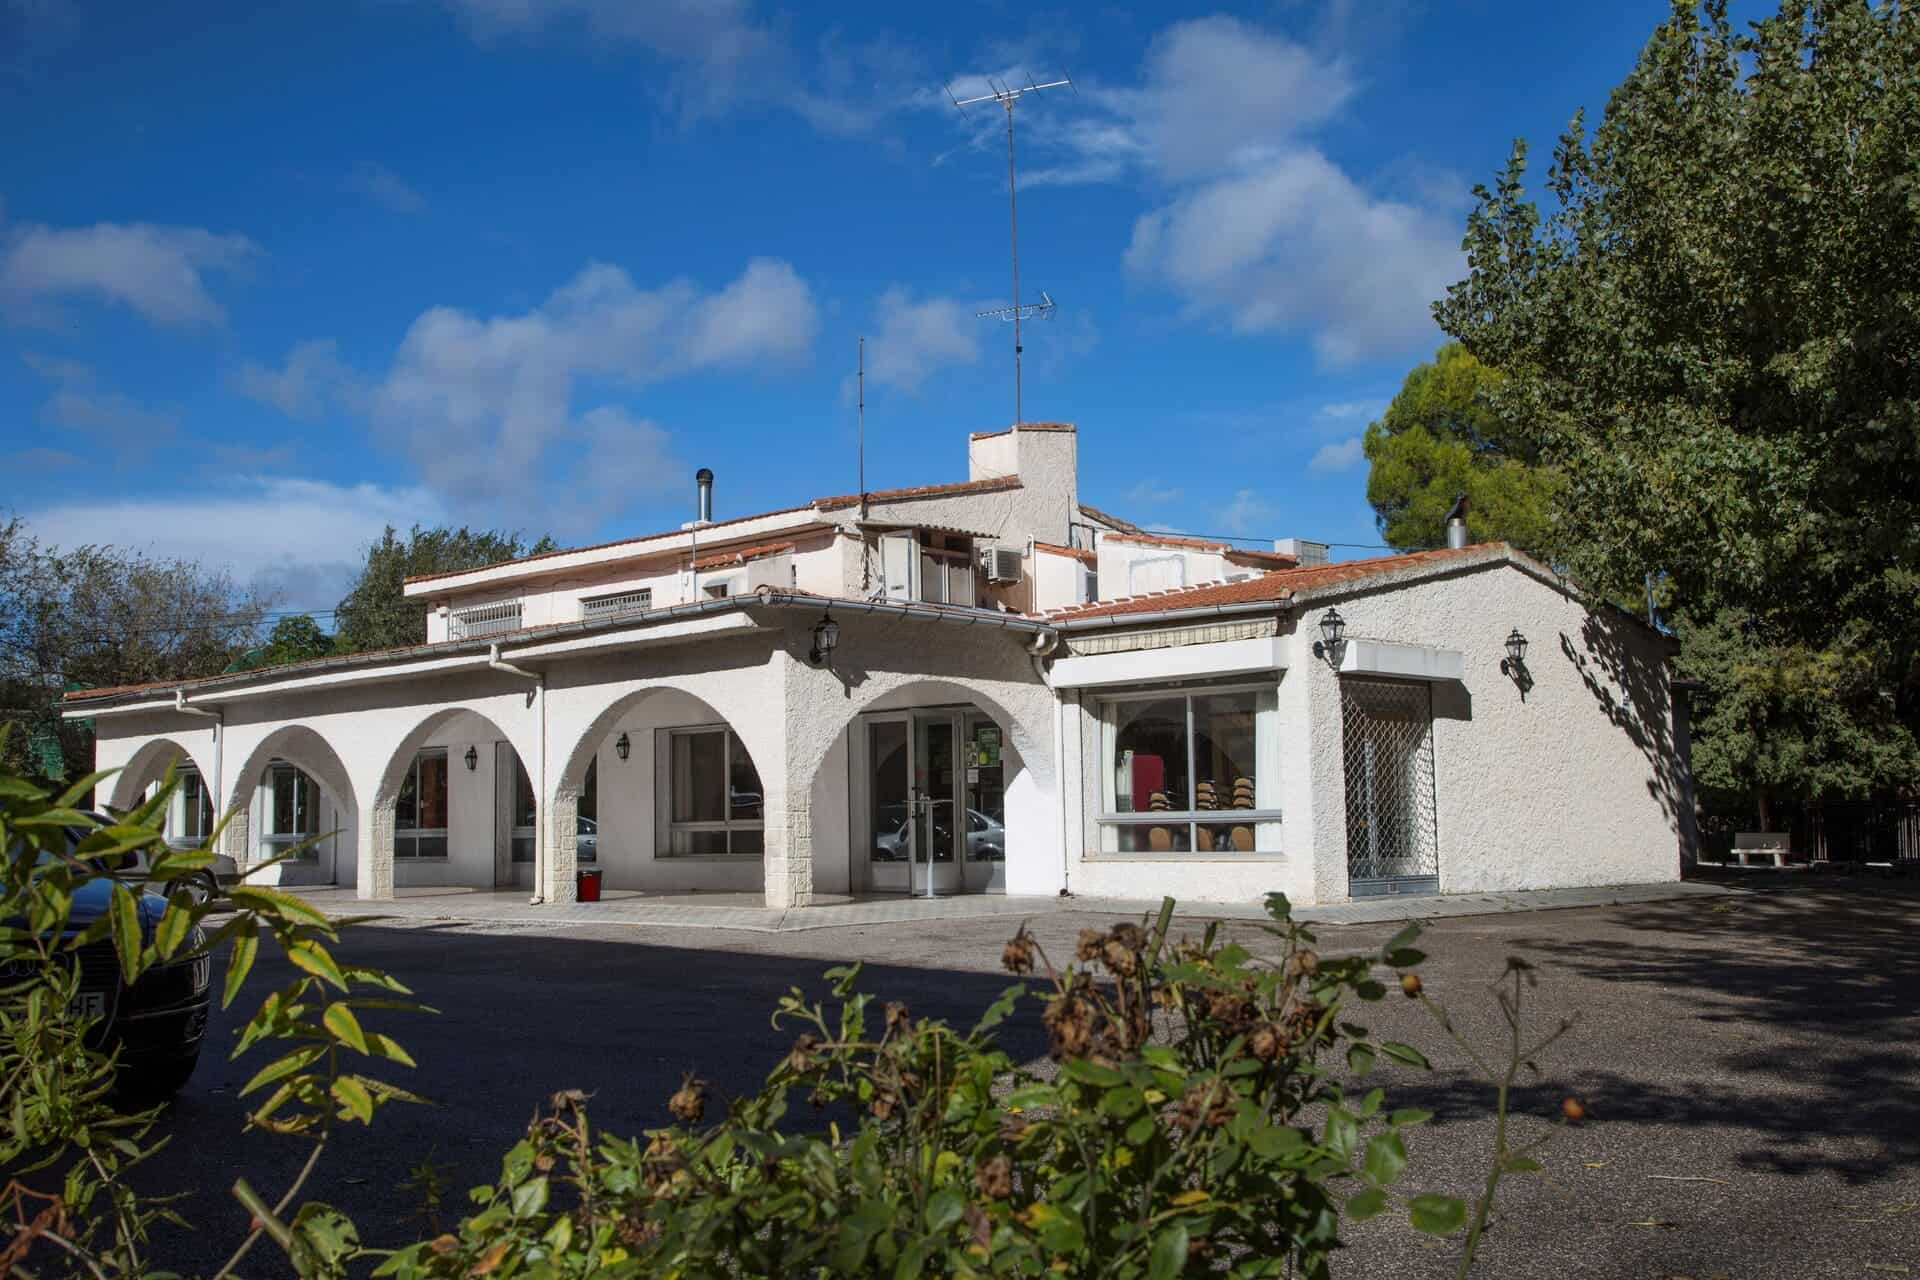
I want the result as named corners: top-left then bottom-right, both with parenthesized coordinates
top-left (951, 74), bottom-right (1069, 431)
top-left (857, 336), bottom-right (867, 519)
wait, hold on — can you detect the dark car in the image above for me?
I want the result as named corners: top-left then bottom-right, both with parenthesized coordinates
top-left (5, 827), bottom-right (213, 1097)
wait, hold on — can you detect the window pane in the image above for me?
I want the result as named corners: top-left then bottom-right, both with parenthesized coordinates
top-left (579, 758), bottom-right (597, 824)
top-left (417, 751), bottom-right (449, 829)
top-left (1110, 820), bottom-right (1193, 854)
top-left (511, 835), bottom-right (534, 863)
top-left (729, 827), bottom-right (764, 855)
top-left (728, 734), bottom-right (763, 821)
top-left (671, 828), bottom-right (730, 855)
top-left (672, 732), bottom-right (727, 823)
top-left (269, 764), bottom-right (297, 835)
top-left (512, 755), bottom-right (536, 828)
top-left (1108, 698), bottom-right (1189, 814)
top-left (1196, 820), bottom-right (1260, 852)
top-left (396, 759), bottom-right (418, 829)
top-left (1192, 692), bottom-right (1260, 814)
top-left (413, 834), bottom-right (447, 859)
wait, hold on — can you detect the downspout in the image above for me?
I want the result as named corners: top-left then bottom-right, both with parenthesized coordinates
top-left (1026, 630), bottom-right (1071, 896)
top-left (488, 644), bottom-right (547, 905)
top-left (173, 690), bottom-right (222, 836)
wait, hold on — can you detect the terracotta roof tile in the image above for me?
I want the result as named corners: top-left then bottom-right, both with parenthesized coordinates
top-left (1040, 545), bottom-right (1504, 621)
top-left (1033, 541), bottom-right (1097, 565)
top-left (1103, 530), bottom-right (1233, 553)
top-left (813, 475), bottom-right (1021, 511)
top-left (1075, 502), bottom-right (1143, 534)
top-left (692, 540), bottom-right (795, 572)
top-left (1223, 547), bottom-right (1300, 569)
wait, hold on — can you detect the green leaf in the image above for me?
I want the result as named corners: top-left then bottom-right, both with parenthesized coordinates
top-left (1100, 1086), bottom-right (1145, 1118)
top-left (926, 1187), bottom-right (965, 1233)
top-left (1262, 891), bottom-right (1293, 922)
top-left (331, 1076), bottom-right (375, 1124)
top-left (1382, 921), bottom-right (1423, 958)
top-left (510, 1175), bottom-right (549, 1218)
top-left (240, 1044), bottom-right (326, 1097)
top-left (1409, 1194), bottom-right (1467, 1236)
top-left (1347, 1041), bottom-right (1376, 1076)
top-left (1364, 1132), bottom-right (1409, 1186)
top-left (287, 940), bottom-right (348, 991)
top-left (1504, 1156), bottom-right (1544, 1174)
top-left (1347, 1187), bottom-right (1388, 1221)
top-left (108, 882), bottom-right (142, 984)
top-left (1061, 1059), bottom-right (1125, 1087)
top-left (224, 928), bottom-right (259, 1008)
top-left (1148, 1222), bottom-right (1190, 1280)
top-left (322, 1002), bottom-right (370, 1054)
top-left (1389, 1107), bottom-right (1435, 1128)
top-left (367, 1032), bottom-right (417, 1068)
top-left (154, 903), bottom-right (193, 961)
top-left (1247, 1124), bottom-right (1306, 1159)
top-left (228, 884), bottom-right (333, 929)
top-left (1325, 1108), bottom-right (1358, 1158)
top-left (1379, 1041), bottom-right (1431, 1070)
top-left (1385, 947), bottom-right (1427, 968)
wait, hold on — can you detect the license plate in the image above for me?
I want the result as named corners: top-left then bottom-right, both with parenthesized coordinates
top-left (68, 991), bottom-right (106, 1020)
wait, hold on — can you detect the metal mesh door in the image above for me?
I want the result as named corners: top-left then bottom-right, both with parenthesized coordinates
top-left (1341, 679), bottom-right (1439, 896)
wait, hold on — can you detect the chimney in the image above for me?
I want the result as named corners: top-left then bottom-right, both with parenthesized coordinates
top-left (696, 468), bottom-right (714, 525)
top-left (1444, 492), bottom-right (1469, 550)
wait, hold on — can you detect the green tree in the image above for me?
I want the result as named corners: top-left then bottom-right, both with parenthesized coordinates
top-left (1, 515), bottom-right (269, 781)
top-left (334, 525), bottom-right (556, 653)
top-left (229, 613), bottom-right (339, 672)
top-left (1435, 0), bottom-right (1920, 818)
top-left (1362, 343), bottom-right (1558, 554)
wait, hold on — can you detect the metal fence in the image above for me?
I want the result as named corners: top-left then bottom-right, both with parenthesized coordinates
top-left (1341, 678), bottom-right (1440, 895)
top-left (1699, 796), bottom-right (1920, 865)
top-left (449, 600), bottom-right (523, 640)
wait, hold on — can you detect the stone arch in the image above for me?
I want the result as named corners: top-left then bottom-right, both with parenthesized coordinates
top-left (548, 684), bottom-right (775, 899)
top-left (106, 736), bottom-right (217, 813)
top-left (365, 706), bottom-right (535, 900)
top-left (222, 726), bottom-right (359, 885)
top-left (818, 676), bottom-right (1051, 790)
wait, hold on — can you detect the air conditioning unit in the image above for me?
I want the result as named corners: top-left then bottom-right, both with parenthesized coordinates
top-left (982, 546), bottom-right (1024, 584)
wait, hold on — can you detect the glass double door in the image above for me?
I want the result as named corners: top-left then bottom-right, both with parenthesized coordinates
top-left (866, 710), bottom-right (1006, 895)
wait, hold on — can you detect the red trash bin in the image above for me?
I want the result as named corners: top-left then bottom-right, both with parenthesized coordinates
top-left (576, 868), bottom-right (602, 902)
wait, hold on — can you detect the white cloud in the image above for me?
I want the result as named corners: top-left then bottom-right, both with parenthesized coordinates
top-left (1124, 148), bottom-right (1461, 365)
top-left (1219, 488), bottom-right (1275, 537)
top-left (233, 338), bottom-right (364, 419)
top-left (0, 217), bottom-right (258, 328)
top-left (864, 288), bottom-right (979, 392)
top-left (1309, 435), bottom-right (1365, 473)
top-left (1319, 399), bottom-right (1381, 420)
top-left (374, 257), bottom-right (816, 529)
top-left (1125, 480), bottom-right (1182, 505)
top-left (351, 163), bottom-right (426, 214)
top-left (939, 16), bottom-right (1459, 365)
top-left (22, 477), bottom-right (443, 613)
top-left (19, 350), bottom-right (89, 382)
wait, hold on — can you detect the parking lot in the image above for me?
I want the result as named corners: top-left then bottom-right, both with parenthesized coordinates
top-left (131, 875), bottom-right (1920, 1278)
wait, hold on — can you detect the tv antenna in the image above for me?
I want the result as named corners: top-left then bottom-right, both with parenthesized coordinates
top-left (950, 73), bottom-right (1070, 431)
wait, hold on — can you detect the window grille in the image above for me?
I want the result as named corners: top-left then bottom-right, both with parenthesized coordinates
top-left (450, 600), bottom-right (523, 640)
top-left (582, 589), bottom-right (652, 622)
top-left (1341, 679), bottom-right (1439, 895)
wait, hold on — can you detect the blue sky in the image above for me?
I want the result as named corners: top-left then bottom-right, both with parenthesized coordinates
top-left (3, 1), bottom-right (1692, 615)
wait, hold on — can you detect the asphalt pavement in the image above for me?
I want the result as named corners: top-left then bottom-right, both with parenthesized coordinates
top-left (123, 873), bottom-right (1920, 1278)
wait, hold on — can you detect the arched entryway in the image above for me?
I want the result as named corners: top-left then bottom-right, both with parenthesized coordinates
top-left (371, 708), bottom-right (537, 897)
top-left (824, 679), bottom-right (1051, 898)
top-left (551, 686), bottom-right (772, 898)
top-left (223, 726), bottom-right (358, 889)
top-left (107, 737), bottom-right (217, 848)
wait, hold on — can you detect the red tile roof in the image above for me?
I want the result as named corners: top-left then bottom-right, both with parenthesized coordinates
top-left (813, 475), bottom-right (1021, 511)
top-left (1039, 544), bottom-right (1509, 622)
top-left (402, 505), bottom-right (818, 586)
top-left (1076, 502), bottom-right (1143, 534)
top-left (692, 540), bottom-right (795, 572)
top-left (1224, 547), bottom-right (1300, 570)
top-left (1104, 530), bottom-right (1232, 553)
top-left (1033, 541), bottom-right (1097, 565)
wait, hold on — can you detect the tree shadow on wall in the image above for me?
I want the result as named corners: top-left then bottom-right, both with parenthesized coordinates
top-left (1560, 611), bottom-right (1686, 833)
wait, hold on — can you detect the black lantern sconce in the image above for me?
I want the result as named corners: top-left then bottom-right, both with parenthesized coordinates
top-left (463, 744), bottom-right (478, 772)
top-left (1499, 628), bottom-right (1533, 698)
top-left (808, 611), bottom-right (841, 670)
top-left (614, 732), bottom-right (631, 762)
top-left (1310, 608), bottom-right (1347, 671)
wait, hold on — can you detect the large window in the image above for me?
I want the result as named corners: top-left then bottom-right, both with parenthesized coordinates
top-left (510, 754), bottom-right (536, 863)
top-left (1098, 686), bottom-right (1280, 854)
top-left (168, 766), bottom-right (216, 848)
top-left (667, 727), bottom-right (763, 856)
top-left (395, 749), bottom-right (448, 859)
top-left (576, 758), bottom-right (597, 864)
top-left (262, 761), bottom-right (322, 861)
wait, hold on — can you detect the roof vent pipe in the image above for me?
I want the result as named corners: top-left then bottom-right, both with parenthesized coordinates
top-left (1444, 492), bottom-right (1469, 550)
top-left (696, 468), bottom-right (714, 525)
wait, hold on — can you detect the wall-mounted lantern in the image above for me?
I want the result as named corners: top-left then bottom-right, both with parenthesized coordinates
top-left (1310, 608), bottom-right (1347, 671)
top-left (463, 745), bottom-right (479, 772)
top-left (808, 611), bottom-right (841, 670)
top-left (614, 731), bottom-right (631, 762)
top-left (1500, 628), bottom-right (1533, 698)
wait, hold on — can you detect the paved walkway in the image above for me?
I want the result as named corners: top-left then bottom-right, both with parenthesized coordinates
top-left (285, 878), bottom-right (1731, 934)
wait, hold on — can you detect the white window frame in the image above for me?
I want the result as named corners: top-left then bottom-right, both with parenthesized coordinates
top-left (395, 748), bottom-right (449, 860)
top-left (168, 766), bottom-right (215, 849)
top-left (1095, 681), bottom-right (1283, 856)
top-left (508, 749), bottom-right (536, 864)
top-left (659, 725), bottom-right (764, 858)
top-left (261, 760), bottom-right (322, 861)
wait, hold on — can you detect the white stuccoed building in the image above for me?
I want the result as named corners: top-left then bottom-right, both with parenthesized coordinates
top-left (65, 422), bottom-right (1696, 909)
